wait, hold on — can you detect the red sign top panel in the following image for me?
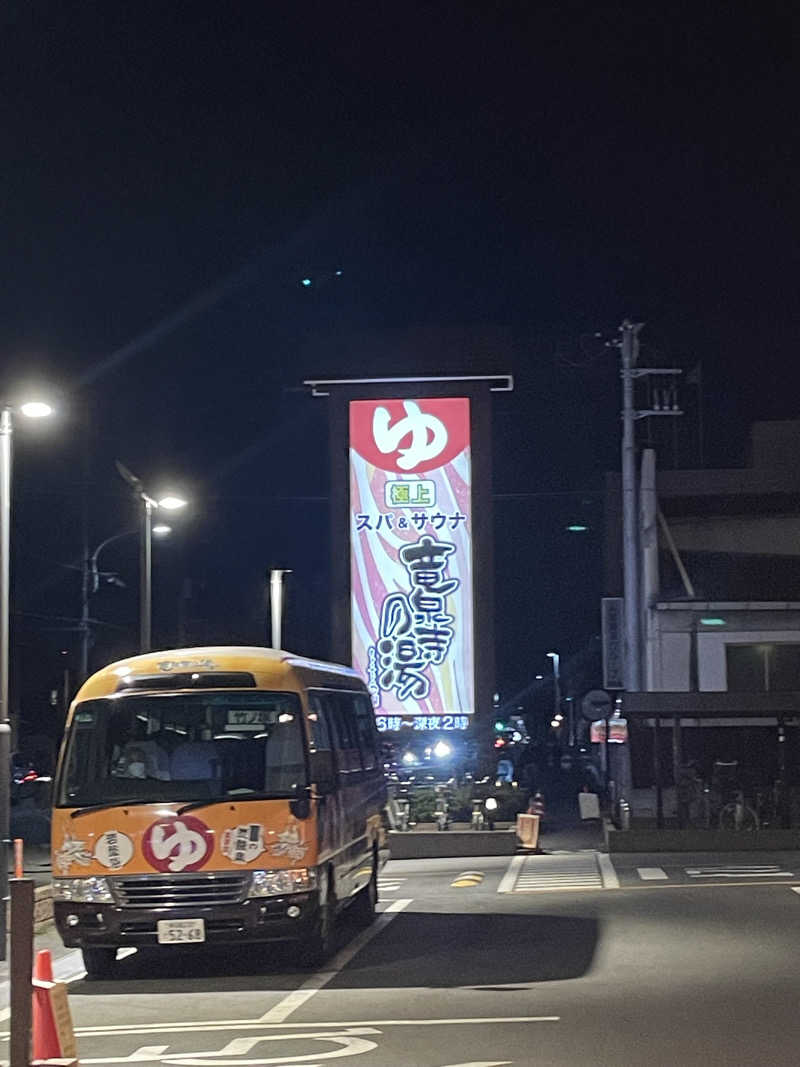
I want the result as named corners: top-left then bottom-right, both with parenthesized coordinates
top-left (349, 397), bottom-right (470, 475)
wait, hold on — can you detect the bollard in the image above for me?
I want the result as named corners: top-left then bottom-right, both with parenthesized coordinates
top-left (618, 797), bottom-right (631, 831)
top-left (9, 878), bottom-right (34, 1067)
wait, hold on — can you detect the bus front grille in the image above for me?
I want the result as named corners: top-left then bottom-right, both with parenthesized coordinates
top-left (112, 873), bottom-right (249, 908)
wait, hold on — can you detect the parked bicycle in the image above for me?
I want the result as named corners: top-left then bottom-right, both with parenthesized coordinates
top-left (682, 760), bottom-right (762, 832)
top-left (718, 789), bottom-right (759, 832)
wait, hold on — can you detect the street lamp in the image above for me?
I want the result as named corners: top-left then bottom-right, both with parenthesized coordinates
top-left (1, 397), bottom-right (55, 961)
top-left (269, 568), bottom-right (292, 650)
top-left (115, 462), bottom-right (187, 652)
top-left (550, 653), bottom-right (571, 746)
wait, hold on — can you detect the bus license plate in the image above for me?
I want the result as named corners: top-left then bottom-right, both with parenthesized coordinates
top-left (157, 919), bottom-right (205, 944)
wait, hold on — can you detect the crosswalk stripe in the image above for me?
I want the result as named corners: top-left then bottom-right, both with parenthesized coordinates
top-left (505, 853), bottom-right (604, 892)
top-left (378, 877), bottom-right (407, 895)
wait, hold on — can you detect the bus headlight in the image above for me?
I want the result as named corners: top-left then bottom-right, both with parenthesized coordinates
top-left (52, 877), bottom-right (113, 903)
top-left (248, 868), bottom-right (317, 898)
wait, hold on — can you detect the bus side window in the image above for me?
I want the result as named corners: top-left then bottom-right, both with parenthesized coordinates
top-left (325, 693), bottom-right (362, 777)
top-left (350, 694), bottom-right (379, 771)
top-left (307, 693), bottom-right (333, 753)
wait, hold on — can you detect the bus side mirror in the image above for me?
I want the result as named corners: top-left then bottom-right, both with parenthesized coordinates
top-left (311, 750), bottom-right (336, 795)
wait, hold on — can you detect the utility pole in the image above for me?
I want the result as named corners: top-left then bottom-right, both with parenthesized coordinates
top-left (618, 320), bottom-right (683, 693)
top-left (140, 497), bottom-right (153, 652)
top-left (620, 321), bottom-right (643, 692)
top-left (78, 405), bottom-right (91, 683)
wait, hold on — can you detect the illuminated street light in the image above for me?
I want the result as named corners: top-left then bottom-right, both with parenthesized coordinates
top-left (152, 524), bottom-right (172, 537)
top-left (19, 401), bottom-right (54, 419)
top-left (1, 396), bottom-right (55, 961)
top-left (115, 462), bottom-right (189, 652)
top-left (156, 494), bottom-right (187, 511)
top-left (547, 650), bottom-right (573, 747)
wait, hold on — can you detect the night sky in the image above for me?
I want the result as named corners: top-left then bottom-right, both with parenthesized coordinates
top-left (1, 4), bottom-right (797, 735)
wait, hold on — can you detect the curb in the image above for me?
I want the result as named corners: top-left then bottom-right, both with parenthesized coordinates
top-left (604, 816), bottom-right (800, 852)
top-left (388, 829), bottom-right (517, 859)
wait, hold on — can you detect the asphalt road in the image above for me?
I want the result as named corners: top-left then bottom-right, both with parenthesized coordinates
top-left (4, 848), bottom-right (800, 1066)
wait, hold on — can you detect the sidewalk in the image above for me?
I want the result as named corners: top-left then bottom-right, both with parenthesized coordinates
top-left (0, 923), bottom-right (78, 994)
top-left (538, 798), bottom-right (605, 852)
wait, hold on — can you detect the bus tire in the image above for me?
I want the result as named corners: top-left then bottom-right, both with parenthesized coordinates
top-left (82, 946), bottom-right (117, 980)
top-left (301, 871), bottom-right (336, 967)
top-left (351, 856), bottom-right (377, 927)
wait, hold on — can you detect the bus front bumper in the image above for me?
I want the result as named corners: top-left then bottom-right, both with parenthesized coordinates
top-left (54, 892), bottom-right (321, 949)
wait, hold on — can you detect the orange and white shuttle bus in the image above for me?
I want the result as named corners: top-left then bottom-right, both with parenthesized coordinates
top-left (51, 647), bottom-right (388, 977)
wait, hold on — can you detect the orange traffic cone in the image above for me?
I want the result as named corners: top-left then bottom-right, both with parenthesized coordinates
top-left (31, 948), bottom-right (79, 1064)
top-left (32, 980), bottom-right (62, 1060)
top-left (34, 949), bottom-right (54, 982)
top-left (32, 949), bottom-right (64, 1061)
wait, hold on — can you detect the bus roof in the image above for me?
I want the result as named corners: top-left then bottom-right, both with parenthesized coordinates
top-left (74, 646), bottom-right (365, 702)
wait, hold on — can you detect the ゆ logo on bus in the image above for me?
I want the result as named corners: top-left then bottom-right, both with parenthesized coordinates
top-left (142, 815), bottom-right (213, 873)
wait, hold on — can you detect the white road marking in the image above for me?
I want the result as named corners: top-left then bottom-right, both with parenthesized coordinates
top-left (637, 867), bottom-right (668, 881)
top-left (497, 854), bottom-right (525, 893)
top-left (597, 853), bottom-right (620, 888)
top-left (384, 898), bottom-right (411, 913)
top-left (78, 1027), bottom-right (380, 1065)
top-left (377, 878), bottom-right (405, 893)
top-left (40, 1016), bottom-right (560, 1040)
top-left (791, 887), bottom-right (800, 895)
top-left (258, 899), bottom-right (412, 1023)
top-left (511, 853), bottom-right (604, 892)
top-left (161, 1027), bottom-right (379, 1065)
top-left (440, 1062), bottom-right (512, 1066)
top-left (686, 865), bottom-right (794, 879)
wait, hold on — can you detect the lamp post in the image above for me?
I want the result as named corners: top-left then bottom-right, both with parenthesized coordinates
top-left (115, 462), bottom-right (186, 652)
top-left (547, 650), bottom-right (571, 747)
top-left (1, 398), bottom-right (55, 961)
top-left (269, 568), bottom-right (292, 650)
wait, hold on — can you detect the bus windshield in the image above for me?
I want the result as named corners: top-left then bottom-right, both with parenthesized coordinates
top-left (57, 691), bottom-right (307, 808)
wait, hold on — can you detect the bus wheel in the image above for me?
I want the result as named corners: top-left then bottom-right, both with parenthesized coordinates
top-left (82, 946), bottom-right (117, 980)
top-left (351, 858), bottom-right (377, 927)
top-left (301, 871), bottom-right (336, 967)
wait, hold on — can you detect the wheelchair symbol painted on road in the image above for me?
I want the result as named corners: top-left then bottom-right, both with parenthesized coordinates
top-left (157, 1027), bottom-right (380, 1065)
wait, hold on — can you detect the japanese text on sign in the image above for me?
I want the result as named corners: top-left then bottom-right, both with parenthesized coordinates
top-left (350, 397), bottom-right (475, 721)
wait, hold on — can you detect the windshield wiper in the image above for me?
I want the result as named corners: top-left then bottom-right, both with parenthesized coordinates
top-left (177, 791), bottom-right (297, 815)
top-left (69, 799), bottom-right (158, 819)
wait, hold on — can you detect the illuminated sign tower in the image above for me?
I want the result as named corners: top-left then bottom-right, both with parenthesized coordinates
top-left (306, 376), bottom-right (512, 739)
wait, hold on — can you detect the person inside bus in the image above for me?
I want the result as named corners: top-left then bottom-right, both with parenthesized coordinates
top-left (113, 719), bottom-right (170, 780)
top-left (169, 728), bottom-right (221, 781)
